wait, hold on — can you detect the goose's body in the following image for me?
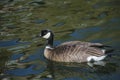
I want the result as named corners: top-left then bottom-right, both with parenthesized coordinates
top-left (39, 30), bottom-right (110, 63)
top-left (44, 41), bottom-right (106, 62)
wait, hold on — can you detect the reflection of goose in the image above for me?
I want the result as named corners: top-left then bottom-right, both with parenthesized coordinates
top-left (39, 29), bottom-right (113, 63)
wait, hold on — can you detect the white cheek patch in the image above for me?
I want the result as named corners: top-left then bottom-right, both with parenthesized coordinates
top-left (87, 55), bottom-right (106, 62)
top-left (43, 32), bottom-right (51, 39)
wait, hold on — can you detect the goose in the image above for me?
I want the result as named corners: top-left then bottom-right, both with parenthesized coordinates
top-left (39, 29), bottom-right (112, 63)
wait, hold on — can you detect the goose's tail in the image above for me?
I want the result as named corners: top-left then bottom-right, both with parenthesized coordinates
top-left (99, 45), bottom-right (114, 54)
top-left (91, 44), bottom-right (118, 55)
top-left (105, 48), bottom-right (114, 54)
top-left (103, 46), bottom-right (117, 57)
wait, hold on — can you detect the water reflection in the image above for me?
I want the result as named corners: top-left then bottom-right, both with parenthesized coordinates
top-left (45, 61), bottom-right (119, 80)
top-left (33, 19), bottom-right (47, 24)
top-left (70, 26), bottom-right (102, 40)
top-left (0, 48), bottom-right (12, 80)
top-left (53, 22), bottom-right (65, 27)
top-left (5, 64), bottom-right (45, 76)
top-left (10, 53), bottom-right (25, 60)
top-left (0, 39), bottom-right (30, 47)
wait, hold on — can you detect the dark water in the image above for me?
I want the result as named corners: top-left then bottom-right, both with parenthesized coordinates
top-left (0, 0), bottom-right (120, 80)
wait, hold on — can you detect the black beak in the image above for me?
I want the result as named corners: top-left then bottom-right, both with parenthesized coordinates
top-left (34, 34), bottom-right (41, 38)
top-left (39, 34), bottom-right (41, 37)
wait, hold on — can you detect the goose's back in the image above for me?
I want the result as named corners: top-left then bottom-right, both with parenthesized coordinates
top-left (60, 41), bottom-right (103, 47)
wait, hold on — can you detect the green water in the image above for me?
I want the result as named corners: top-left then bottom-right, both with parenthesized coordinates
top-left (0, 0), bottom-right (120, 80)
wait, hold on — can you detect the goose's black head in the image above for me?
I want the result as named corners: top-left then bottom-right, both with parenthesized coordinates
top-left (39, 29), bottom-right (54, 39)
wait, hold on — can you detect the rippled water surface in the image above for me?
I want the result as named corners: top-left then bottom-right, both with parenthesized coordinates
top-left (0, 0), bottom-right (120, 80)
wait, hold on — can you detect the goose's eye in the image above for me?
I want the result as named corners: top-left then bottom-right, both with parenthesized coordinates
top-left (43, 31), bottom-right (47, 35)
top-left (41, 30), bottom-right (48, 36)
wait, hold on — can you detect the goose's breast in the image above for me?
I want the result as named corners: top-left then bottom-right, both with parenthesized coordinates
top-left (44, 49), bottom-right (51, 59)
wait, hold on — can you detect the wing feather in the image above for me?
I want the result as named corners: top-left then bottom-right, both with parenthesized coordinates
top-left (54, 41), bottom-right (104, 56)
top-left (60, 41), bottom-right (103, 47)
top-left (47, 41), bottom-right (105, 62)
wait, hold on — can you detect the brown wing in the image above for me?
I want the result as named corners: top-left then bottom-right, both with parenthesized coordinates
top-left (50, 42), bottom-right (104, 62)
top-left (51, 44), bottom-right (85, 62)
top-left (55, 43), bottom-right (104, 56)
top-left (85, 47), bottom-right (105, 56)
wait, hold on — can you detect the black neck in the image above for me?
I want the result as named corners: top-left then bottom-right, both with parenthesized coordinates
top-left (46, 35), bottom-right (54, 48)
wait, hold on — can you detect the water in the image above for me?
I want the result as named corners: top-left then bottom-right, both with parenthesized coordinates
top-left (0, 0), bottom-right (120, 80)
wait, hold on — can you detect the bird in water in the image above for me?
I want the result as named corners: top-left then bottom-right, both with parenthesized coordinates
top-left (39, 29), bottom-right (113, 64)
